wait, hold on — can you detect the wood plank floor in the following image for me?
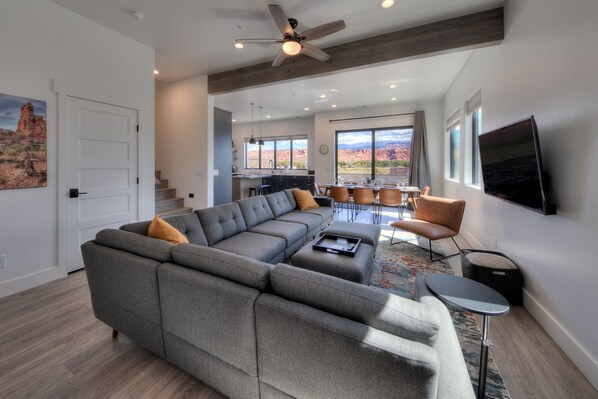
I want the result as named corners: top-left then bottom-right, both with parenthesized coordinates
top-left (0, 206), bottom-right (596, 398)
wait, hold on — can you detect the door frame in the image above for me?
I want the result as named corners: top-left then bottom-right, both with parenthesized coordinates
top-left (53, 79), bottom-right (148, 277)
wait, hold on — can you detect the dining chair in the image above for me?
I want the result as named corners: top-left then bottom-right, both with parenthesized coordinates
top-left (408, 185), bottom-right (430, 210)
top-left (329, 186), bottom-right (354, 221)
top-left (390, 195), bottom-right (465, 261)
top-left (377, 187), bottom-right (404, 224)
top-left (313, 182), bottom-right (327, 196)
top-left (352, 187), bottom-right (376, 223)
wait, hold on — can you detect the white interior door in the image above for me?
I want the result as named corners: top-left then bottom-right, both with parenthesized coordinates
top-left (66, 97), bottom-right (138, 272)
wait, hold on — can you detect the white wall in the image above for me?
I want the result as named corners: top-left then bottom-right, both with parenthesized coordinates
top-left (155, 76), bottom-right (213, 210)
top-left (0, 0), bottom-right (155, 298)
top-left (232, 117), bottom-right (314, 174)
top-left (442, 0), bottom-right (598, 388)
top-left (314, 102), bottom-right (443, 189)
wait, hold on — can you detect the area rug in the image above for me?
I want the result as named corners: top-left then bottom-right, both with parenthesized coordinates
top-left (370, 239), bottom-right (511, 399)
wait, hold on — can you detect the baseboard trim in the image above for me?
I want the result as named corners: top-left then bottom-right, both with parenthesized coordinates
top-left (0, 267), bottom-right (61, 299)
top-left (523, 288), bottom-right (598, 391)
top-left (459, 226), bottom-right (483, 249)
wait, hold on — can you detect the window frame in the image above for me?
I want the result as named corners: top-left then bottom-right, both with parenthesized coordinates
top-left (244, 135), bottom-right (308, 170)
top-left (334, 125), bottom-right (414, 182)
top-left (470, 107), bottom-right (482, 186)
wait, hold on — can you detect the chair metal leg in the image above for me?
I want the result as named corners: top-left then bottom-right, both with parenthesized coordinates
top-left (390, 234), bottom-right (462, 262)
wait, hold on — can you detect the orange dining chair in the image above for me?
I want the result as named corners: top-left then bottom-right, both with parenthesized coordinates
top-left (408, 185), bottom-right (430, 210)
top-left (329, 185), bottom-right (353, 221)
top-left (352, 187), bottom-right (376, 223)
top-left (377, 187), bottom-right (404, 224)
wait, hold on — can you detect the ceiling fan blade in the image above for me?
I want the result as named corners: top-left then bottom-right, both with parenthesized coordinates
top-left (272, 49), bottom-right (288, 67)
top-left (235, 38), bottom-right (280, 44)
top-left (269, 4), bottom-right (293, 35)
top-left (299, 20), bottom-right (346, 42)
top-left (301, 43), bottom-right (330, 62)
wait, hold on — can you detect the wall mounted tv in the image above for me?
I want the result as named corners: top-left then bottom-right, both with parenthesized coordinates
top-left (478, 116), bottom-right (556, 215)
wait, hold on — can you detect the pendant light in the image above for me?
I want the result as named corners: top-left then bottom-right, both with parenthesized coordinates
top-left (249, 102), bottom-right (256, 144)
top-left (258, 106), bottom-right (265, 146)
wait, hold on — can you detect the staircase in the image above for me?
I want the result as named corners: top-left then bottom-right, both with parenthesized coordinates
top-left (155, 171), bottom-right (193, 217)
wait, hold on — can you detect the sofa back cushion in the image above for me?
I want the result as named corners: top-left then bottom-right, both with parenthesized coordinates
top-left (236, 196), bottom-right (274, 229)
top-left (95, 229), bottom-right (173, 262)
top-left (265, 191), bottom-right (295, 217)
top-left (120, 213), bottom-right (208, 246)
top-left (283, 189), bottom-right (298, 209)
top-left (172, 244), bottom-right (272, 291)
top-left (270, 264), bottom-right (440, 346)
top-left (196, 202), bottom-right (247, 246)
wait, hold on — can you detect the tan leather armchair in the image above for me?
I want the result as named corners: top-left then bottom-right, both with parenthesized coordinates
top-left (390, 195), bottom-right (465, 261)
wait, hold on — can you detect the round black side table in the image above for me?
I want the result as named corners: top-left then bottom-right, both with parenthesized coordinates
top-left (425, 274), bottom-right (510, 399)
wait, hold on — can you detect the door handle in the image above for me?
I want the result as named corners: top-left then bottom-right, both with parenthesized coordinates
top-left (69, 188), bottom-right (88, 198)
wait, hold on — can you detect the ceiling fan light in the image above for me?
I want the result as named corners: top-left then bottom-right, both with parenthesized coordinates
top-left (282, 40), bottom-right (302, 56)
top-left (380, 0), bottom-right (395, 9)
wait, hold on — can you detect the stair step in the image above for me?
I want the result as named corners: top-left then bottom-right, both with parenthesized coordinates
top-left (155, 188), bottom-right (176, 200)
top-left (156, 206), bottom-right (193, 217)
top-left (155, 179), bottom-right (168, 189)
top-left (155, 170), bottom-right (161, 179)
top-left (155, 197), bottom-right (184, 212)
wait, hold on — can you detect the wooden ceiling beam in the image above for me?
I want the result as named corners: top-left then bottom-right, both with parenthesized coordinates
top-left (208, 7), bottom-right (503, 94)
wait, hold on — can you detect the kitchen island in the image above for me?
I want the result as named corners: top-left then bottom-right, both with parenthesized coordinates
top-left (232, 174), bottom-right (271, 200)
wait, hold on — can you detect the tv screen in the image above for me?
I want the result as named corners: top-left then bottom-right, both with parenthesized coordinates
top-left (478, 116), bottom-right (556, 215)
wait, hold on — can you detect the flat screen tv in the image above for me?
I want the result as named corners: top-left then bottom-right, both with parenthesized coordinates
top-left (478, 116), bottom-right (556, 215)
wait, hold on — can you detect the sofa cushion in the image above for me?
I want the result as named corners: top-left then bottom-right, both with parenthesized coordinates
top-left (148, 216), bottom-right (189, 244)
top-left (237, 196), bottom-right (275, 229)
top-left (120, 213), bottom-right (208, 246)
top-left (265, 191), bottom-right (295, 217)
top-left (172, 244), bottom-right (272, 291)
top-left (270, 264), bottom-right (440, 346)
top-left (95, 229), bottom-right (173, 262)
top-left (276, 212), bottom-right (321, 232)
top-left (196, 202), bottom-right (247, 246)
top-left (249, 220), bottom-right (307, 247)
top-left (292, 189), bottom-right (319, 211)
top-left (212, 232), bottom-right (286, 264)
top-left (296, 207), bottom-right (333, 224)
top-left (283, 189), bottom-right (298, 209)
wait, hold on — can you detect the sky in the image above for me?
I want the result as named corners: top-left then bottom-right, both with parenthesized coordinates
top-left (337, 129), bottom-right (412, 148)
top-left (0, 93), bottom-right (46, 131)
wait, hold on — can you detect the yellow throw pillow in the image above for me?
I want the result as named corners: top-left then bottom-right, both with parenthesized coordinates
top-left (147, 216), bottom-right (189, 244)
top-left (292, 189), bottom-right (320, 211)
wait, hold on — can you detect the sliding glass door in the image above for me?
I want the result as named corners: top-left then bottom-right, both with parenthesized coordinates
top-left (335, 127), bottom-right (413, 184)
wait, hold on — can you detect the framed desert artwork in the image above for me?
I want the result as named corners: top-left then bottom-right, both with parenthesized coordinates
top-left (0, 93), bottom-right (47, 190)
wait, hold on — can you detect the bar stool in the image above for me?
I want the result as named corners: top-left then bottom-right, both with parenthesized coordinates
top-left (248, 187), bottom-right (258, 197)
top-left (258, 184), bottom-right (272, 195)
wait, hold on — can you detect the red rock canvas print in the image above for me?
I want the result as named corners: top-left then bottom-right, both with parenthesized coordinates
top-left (0, 93), bottom-right (47, 190)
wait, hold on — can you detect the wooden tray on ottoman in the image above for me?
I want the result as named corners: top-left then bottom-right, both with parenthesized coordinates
top-left (312, 234), bottom-right (361, 257)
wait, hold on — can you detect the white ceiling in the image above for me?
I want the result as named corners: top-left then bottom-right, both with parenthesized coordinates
top-left (49, 0), bottom-right (503, 120)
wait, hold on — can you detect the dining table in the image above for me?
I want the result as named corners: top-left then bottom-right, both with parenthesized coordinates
top-left (322, 184), bottom-right (422, 211)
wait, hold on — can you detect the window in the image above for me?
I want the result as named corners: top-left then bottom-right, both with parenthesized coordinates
top-left (446, 110), bottom-right (460, 181)
top-left (470, 107), bottom-right (482, 185)
top-left (244, 136), bottom-right (308, 170)
top-left (335, 127), bottom-right (413, 184)
top-left (449, 124), bottom-right (460, 180)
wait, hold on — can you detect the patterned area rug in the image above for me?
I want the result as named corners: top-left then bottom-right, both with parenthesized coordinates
top-left (370, 237), bottom-right (511, 399)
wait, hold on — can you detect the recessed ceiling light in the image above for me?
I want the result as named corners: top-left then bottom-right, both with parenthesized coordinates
top-left (320, 94), bottom-right (327, 98)
top-left (234, 42), bottom-right (244, 49)
top-left (380, 0), bottom-right (395, 9)
top-left (304, 107), bottom-right (310, 111)
top-left (266, 115), bottom-right (271, 119)
top-left (332, 104), bottom-right (337, 108)
top-left (154, 70), bottom-right (159, 75)
top-left (389, 84), bottom-right (397, 88)
top-left (232, 119), bottom-right (236, 122)
top-left (390, 97), bottom-right (397, 101)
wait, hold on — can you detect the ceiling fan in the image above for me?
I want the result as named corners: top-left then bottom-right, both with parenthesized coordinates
top-left (235, 4), bottom-right (346, 67)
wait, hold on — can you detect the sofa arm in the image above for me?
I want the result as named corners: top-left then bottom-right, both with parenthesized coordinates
top-left (415, 275), bottom-right (476, 399)
top-left (95, 228), bottom-right (173, 262)
top-left (314, 196), bottom-right (333, 207)
top-left (271, 264), bottom-right (440, 346)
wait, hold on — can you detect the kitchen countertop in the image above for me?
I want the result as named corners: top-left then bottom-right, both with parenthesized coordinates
top-left (232, 174), bottom-right (272, 179)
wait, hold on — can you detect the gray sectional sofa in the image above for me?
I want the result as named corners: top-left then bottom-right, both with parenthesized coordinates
top-left (81, 189), bottom-right (475, 399)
